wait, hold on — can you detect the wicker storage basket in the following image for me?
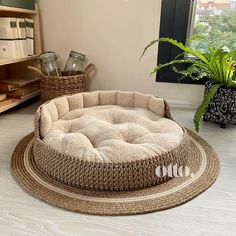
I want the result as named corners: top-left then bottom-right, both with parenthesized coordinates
top-left (28, 64), bottom-right (95, 102)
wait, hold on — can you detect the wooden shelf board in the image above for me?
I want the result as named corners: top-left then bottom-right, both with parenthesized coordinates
top-left (0, 3), bottom-right (42, 113)
top-left (0, 90), bottom-right (40, 113)
top-left (0, 5), bottom-right (36, 14)
top-left (0, 55), bottom-right (40, 66)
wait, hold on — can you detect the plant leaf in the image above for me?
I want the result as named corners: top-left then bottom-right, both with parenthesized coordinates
top-left (193, 84), bottom-right (221, 132)
top-left (186, 35), bottom-right (211, 47)
top-left (173, 65), bottom-right (208, 81)
top-left (140, 39), bottom-right (159, 60)
top-left (140, 38), bottom-right (209, 63)
top-left (150, 59), bottom-right (195, 76)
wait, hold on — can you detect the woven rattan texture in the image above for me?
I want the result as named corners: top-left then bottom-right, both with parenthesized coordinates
top-left (33, 132), bottom-right (190, 191)
top-left (28, 64), bottom-right (95, 102)
top-left (11, 129), bottom-right (219, 215)
top-left (39, 74), bottom-right (87, 102)
top-left (33, 96), bottom-right (190, 191)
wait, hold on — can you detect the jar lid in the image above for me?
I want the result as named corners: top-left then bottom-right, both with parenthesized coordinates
top-left (70, 51), bottom-right (87, 61)
top-left (40, 51), bottom-right (58, 60)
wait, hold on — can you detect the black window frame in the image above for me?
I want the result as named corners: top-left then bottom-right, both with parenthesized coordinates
top-left (157, 0), bottom-right (207, 84)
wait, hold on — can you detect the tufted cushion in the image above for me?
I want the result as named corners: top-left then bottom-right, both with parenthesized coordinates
top-left (134, 92), bottom-right (151, 108)
top-left (54, 96), bottom-right (70, 118)
top-left (40, 106), bottom-right (52, 138)
top-left (149, 96), bottom-right (165, 116)
top-left (39, 91), bottom-right (166, 137)
top-left (43, 101), bottom-right (58, 121)
top-left (42, 104), bottom-right (183, 163)
top-left (83, 91), bottom-right (100, 108)
top-left (34, 91), bottom-right (190, 191)
top-left (40, 101), bottom-right (58, 137)
top-left (67, 93), bottom-right (84, 111)
top-left (99, 91), bottom-right (117, 105)
top-left (37, 91), bottom-right (184, 163)
top-left (117, 91), bottom-right (135, 107)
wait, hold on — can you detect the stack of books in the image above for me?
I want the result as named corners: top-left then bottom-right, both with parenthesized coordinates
top-left (0, 77), bottom-right (39, 99)
top-left (0, 17), bottom-right (34, 59)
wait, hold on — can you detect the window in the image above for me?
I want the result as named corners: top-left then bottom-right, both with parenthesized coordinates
top-left (190, 0), bottom-right (236, 52)
top-left (157, 0), bottom-right (198, 84)
top-left (157, 0), bottom-right (236, 84)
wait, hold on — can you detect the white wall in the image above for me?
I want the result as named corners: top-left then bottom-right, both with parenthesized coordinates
top-left (38, 0), bottom-right (204, 106)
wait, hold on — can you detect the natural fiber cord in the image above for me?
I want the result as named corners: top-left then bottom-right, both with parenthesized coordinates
top-left (28, 64), bottom-right (95, 102)
top-left (11, 129), bottom-right (219, 215)
top-left (33, 94), bottom-right (189, 191)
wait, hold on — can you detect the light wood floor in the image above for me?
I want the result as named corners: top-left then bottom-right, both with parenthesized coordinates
top-left (0, 100), bottom-right (235, 236)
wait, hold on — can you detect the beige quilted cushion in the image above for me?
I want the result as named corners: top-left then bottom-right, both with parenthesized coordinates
top-left (39, 91), bottom-right (166, 137)
top-left (38, 91), bottom-right (183, 163)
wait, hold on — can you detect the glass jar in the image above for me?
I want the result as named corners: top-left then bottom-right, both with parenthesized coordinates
top-left (39, 52), bottom-right (62, 76)
top-left (64, 51), bottom-right (87, 76)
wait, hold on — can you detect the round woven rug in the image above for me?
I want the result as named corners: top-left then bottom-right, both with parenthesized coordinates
top-left (11, 130), bottom-right (219, 215)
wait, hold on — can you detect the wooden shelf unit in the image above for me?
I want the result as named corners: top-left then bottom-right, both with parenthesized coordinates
top-left (0, 4), bottom-right (42, 114)
top-left (0, 5), bottom-right (37, 15)
top-left (0, 90), bottom-right (40, 113)
top-left (0, 55), bottom-right (40, 66)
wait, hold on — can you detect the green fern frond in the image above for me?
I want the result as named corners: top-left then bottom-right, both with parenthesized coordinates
top-left (140, 38), bottom-right (209, 63)
top-left (150, 59), bottom-right (196, 77)
top-left (186, 35), bottom-right (211, 46)
top-left (140, 39), bottom-right (159, 60)
top-left (172, 65), bottom-right (208, 81)
top-left (194, 84), bottom-right (221, 132)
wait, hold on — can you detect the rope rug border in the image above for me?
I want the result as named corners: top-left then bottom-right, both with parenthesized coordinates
top-left (11, 129), bottom-right (220, 215)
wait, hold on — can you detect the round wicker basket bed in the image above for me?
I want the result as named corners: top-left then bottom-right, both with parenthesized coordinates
top-left (33, 91), bottom-right (190, 191)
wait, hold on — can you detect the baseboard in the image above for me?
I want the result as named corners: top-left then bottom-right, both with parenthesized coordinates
top-left (166, 99), bottom-right (199, 109)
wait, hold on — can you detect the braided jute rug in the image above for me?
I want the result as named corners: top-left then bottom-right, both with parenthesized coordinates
top-left (11, 129), bottom-right (219, 216)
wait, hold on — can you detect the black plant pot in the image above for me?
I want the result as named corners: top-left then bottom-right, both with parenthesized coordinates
top-left (203, 81), bottom-right (236, 128)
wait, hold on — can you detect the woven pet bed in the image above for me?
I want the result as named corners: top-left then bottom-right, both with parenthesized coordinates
top-left (11, 90), bottom-right (220, 215)
top-left (33, 91), bottom-right (190, 191)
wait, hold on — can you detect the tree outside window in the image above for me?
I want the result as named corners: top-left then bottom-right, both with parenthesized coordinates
top-left (190, 0), bottom-right (236, 51)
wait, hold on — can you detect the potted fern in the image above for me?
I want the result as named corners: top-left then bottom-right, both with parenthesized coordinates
top-left (141, 38), bottom-right (236, 132)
